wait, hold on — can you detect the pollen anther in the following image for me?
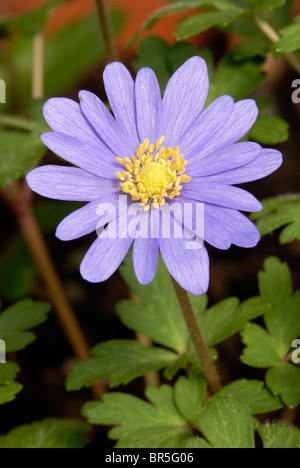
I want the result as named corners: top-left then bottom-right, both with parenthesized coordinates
top-left (116, 136), bottom-right (191, 211)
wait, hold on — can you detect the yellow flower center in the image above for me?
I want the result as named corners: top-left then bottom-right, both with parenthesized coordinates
top-left (116, 136), bottom-right (191, 211)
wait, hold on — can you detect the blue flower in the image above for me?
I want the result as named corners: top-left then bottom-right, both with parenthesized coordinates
top-left (26, 57), bottom-right (282, 295)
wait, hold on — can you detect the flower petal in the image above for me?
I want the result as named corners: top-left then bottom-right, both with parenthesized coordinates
top-left (43, 97), bottom-right (107, 148)
top-left (191, 99), bottom-right (258, 161)
top-left (56, 193), bottom-right (120, 241)
top-left (162, 57), bottom-right (209, 146)
top-left (80, 212), bottom-right (133, 283)
top-left (182, 182), bottom-right (263, 212)
top-left (26, 165), bottom-right (119, 201)
top-left (133, 237), bottom-right (159, 285)
top-left (79, 90), bottom-right (136, 157)
top-left (179, 95), bottom-right (234, 157)
top-left (204, 204), bottom-right (261, 248)
top-left (200, 149), bottom-right (283, 184)
top-left (135, 67), bottom-right (162, 144)
top-left (41, 132), bottom-right (119, 178)
top-left (160, 223), bottom-right (209, 295)
top-left (188, 142), bottom-right (262, 177)
top-left (171, 197), bottom-right (231, 250)
top-left (103, 62), bottom-right (139, 146)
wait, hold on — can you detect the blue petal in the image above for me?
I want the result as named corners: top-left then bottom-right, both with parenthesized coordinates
top-left (103, 62), bottom-right (140, 147)
top-left (26, 165), bottom-right (119, 201)
top-left (188, 142), bottom-right (262, 177)
top-left (135, 67), bottom-right (162, 144)
top-left (162, 57), bottom-right (209, 147)
top-left (200, 149), bottom-right (283, 184)
top-left (41, 132), bottom-right (120, 178)
top-left (204, 204), bottom-right (261, 248)
top-left (179, 95), bottom-right (234, 157)
top-left (182, 182), bottom-right (263, 212)
top-left (160, 223), bottom-right (209, 296)
top-left (42, 98), bottom-right (106, 148)
top-left (56, 193), bottom-right (120, 241)
top-left (190, 99), bottom-right (258, 161)
top-left (133, 237), bottom-right (159, 285)
top-left (79, 90), bottom-right (136, 157)
top-left (80, 210), bottom-right (133, 283)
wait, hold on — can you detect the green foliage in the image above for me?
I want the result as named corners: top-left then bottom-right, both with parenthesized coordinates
top-left (83, 385), bottom-right (193, 448)
top-left (174, 368), bottom-right (207, 424)
top-left (276, 15), bottom-right (300, 53)
top-left (252, 195), bottom-right (300, 244)
top-left (0, 362), bottom-right (22, 405)
top-left (0, 299), bottom-right (49, 407)
top-left (0, 419), bottom-right (89, 448)
top-left (196, 396), bottom-right (255, 448)
top-left (66, 340), bottom-right (176, 390)
top-left (217, 379), bottom-right (283, 414)
top-left (258, 423), bottom-right (300, 448)
top-left (241, 258), bottom-right (300, 407)
top-left (0, 299), bottom-right (50, 352)
top-left (128, 0), bottom-right (245, 47)
top-left (248, 114), bottom-right (289, 145)
top-left (176, 10), bottom-right (241, 40)
top-left (0, 131), bottom-right (46, 188)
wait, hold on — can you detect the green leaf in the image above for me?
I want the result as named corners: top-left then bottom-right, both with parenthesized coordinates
top-left (276, 15), bottom-right (300, 53)
top-left (0, 419), bottom-right (89, 448)
top-left (118, 255), bottom-right (190, 353)
top-left (241, 323), bottom-right (280, 368)
top-left (197, 396), bottom-right (255, 448)
top-left (174, 368), bottom-right (207, 424)
top-left (226, 17), bottom-right (270, 60)
top-left (183, 437), bottom-right (212, 448)
top-left (218, 379), bottom-right (283, 414)
top-left (83, 385), bottom-right (192, 448)
top-left (206, 55), bottom-right (264, 104)
top-left (258, 423), bottom-right (300, 448)
top-left (0, 131), bottom-right (46, 187)
top-left (66, 340), bottom-right (176, 390)
top-left (249, 114), bottom-right (289, 144)
top-left (0, 299), bottom-right (50, 351)
top-left (128, 0), bottom-right (244, 47)
top-left (250, 0), bottom-right (285, 12)
top-left (259, 257), bottom-right (300, 356)
top-left (199, 296), bottom-right (265, 347)
top-left (266, 364), bottom-right (300, 408)
top-left (133, 36), bottom-right (171, 92)
top-left (0, 362), bottom-right (22, 405)
top-left (242, 258), bottom-right (300, 369)
top-left (251, 195), bottom-right (300, 244)
top-left (176, 10), bottom-right (241, 40)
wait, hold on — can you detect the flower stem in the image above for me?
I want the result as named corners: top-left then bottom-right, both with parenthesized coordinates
top-left (94, 0), bottom-right (117, 62)
top-left (255, 15), bottom-right (300, 76)
top-left (171, 278), bottom-right (222, 395)
top-left (1, 183), bottom-right (105, 400)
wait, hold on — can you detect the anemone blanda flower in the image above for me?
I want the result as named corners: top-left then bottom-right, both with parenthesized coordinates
top-left (26, 57), bottom-right (282, 295)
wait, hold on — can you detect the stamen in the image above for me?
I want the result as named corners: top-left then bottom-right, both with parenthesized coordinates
top-left (116, 136), bottom-right (191, 211)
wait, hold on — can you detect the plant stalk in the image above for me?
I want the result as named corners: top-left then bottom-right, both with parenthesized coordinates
top-left (171, 278), bottom-right (222, 395)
